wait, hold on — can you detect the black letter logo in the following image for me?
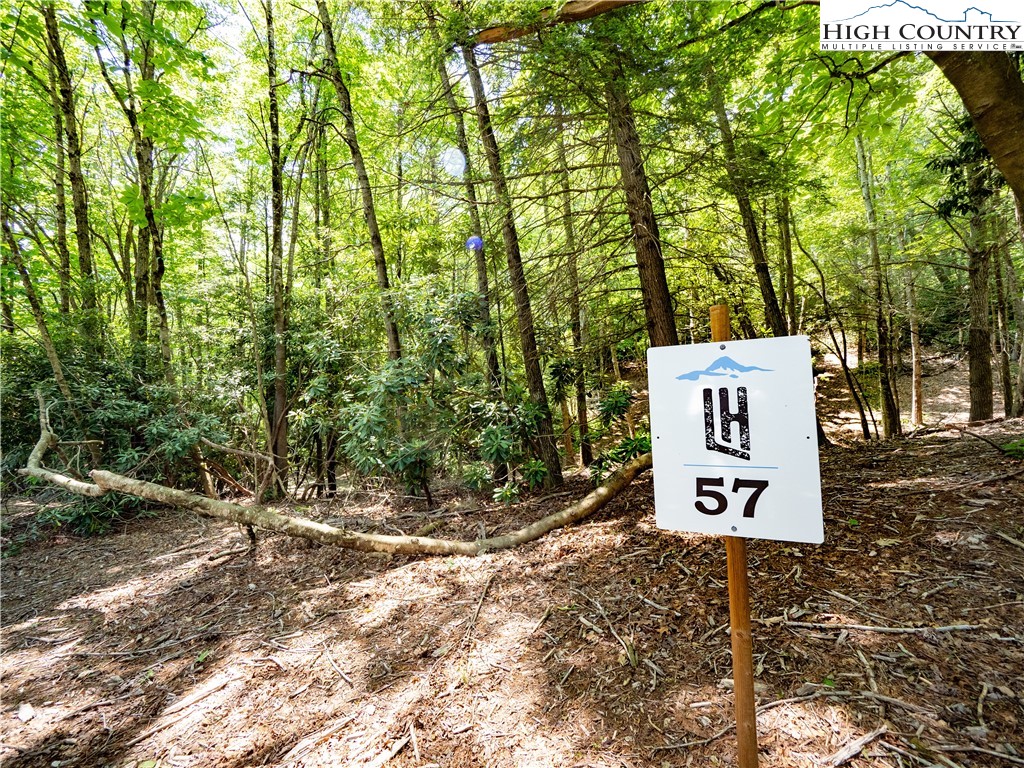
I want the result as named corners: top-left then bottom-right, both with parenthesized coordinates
top-left (703, 386), bottom-right (750, 460)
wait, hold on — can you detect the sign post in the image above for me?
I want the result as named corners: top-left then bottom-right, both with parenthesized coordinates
top-left (714, 305), bottom-right (758, 768)
top-left (647, 304), bottom-right (824, 768)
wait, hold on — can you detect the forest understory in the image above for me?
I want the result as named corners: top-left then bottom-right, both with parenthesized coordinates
top-left (2, 356), bottom-right (1023, 768)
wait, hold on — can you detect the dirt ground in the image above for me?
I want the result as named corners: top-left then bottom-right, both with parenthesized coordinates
top-left (2, 357), bottom-right (1023, 768)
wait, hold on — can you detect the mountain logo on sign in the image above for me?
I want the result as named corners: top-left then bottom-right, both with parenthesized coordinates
top-left (675, 357), bottom-right (773, 381)
top-left (828, 1), bottom-right (1013, 23)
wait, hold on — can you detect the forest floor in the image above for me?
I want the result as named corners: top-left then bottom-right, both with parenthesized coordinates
top-left (2, 355), bottom-right (1024, 768)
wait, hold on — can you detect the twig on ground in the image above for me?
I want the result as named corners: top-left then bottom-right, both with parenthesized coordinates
top-left (826, 726), bottom-right (887, 766)
top-left (994, 531), bottom-right (1024, 552)
top-left (531, 605), bottom-right (552, 635)
top-left (937, 744), bottom-right (1024, 765)
top-left (460, 573), bottom-right (495, 651)
top-left (957, 428), bottom-right (1012, 454)
top-left (321, 643), bottom-right (354, 687)
top-left (785, 620), bottom-right (981, 635)
top-left (367, 732), bottom-right (410, 767)
top-left (162, 673), bottom-right (242, 716)
top-left (279, 714), bottom-right (357, 763)
top-left (410, 720), bottom-right (420, 762)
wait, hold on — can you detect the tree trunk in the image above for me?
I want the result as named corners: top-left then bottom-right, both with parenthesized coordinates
top-left (926, 52), bottom-right (1024, 203)
top-left (710, 73), bottom-right (787, 338)
top-left (855, 134), bottom-right (901, 437)
top-left (778, 196), bottom-right (798, 335)
top-left (1, 229), bottom-right (13, 333)
top-left (317, 0), bottom-right (402, 362)
top-left (967, 212), bottom-right (993, 421)
top-left (266, 0), bottom-right (289, 492)
top-left (43, 3), bottom-right (99, 347)
top-left (557, 126), bottom-right (593, 466)
top-left (1008, 197), bottom-right (1024, 416)
top-left (605, 75), bottom-right (679, 348)
top-left (3, 213), bottom-right (101, 466)
top-left (993, 251), bottom-right (1013, 417)
top-left (425, 8), bottom-right (501, 390)
top-left (907, 274), bottom-right (924, 426)
top-left (461, 41), bottom-right (562, 486)
top-left (45, 54), bottom-right (71, 314)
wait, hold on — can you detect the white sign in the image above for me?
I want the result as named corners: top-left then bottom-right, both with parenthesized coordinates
top-left (647, 336), bottom-right (823, 544)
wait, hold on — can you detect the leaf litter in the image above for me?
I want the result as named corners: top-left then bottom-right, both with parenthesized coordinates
top-left (1, 361), bottom-right (1022, 767)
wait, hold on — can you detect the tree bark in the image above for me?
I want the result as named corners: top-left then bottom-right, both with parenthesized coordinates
top-left (605, 75), bottom-right (679, 348)
top-left (317, 0), bottom-right (402, 362)
top-left (907, 274), bottom-right (924, 426)
top-left (45, 53), bottom-right (71, 315)
top-left (855, 134), bottom-right (901, 437)
top-left (967, 212), bottom-right (993, 421)
top-left (993, 250), bottom-right (1012, 417)
top-left (926, 52), bottom-right (1024, 204)
top-left (266, 0), bottom-right (289, 491)
top-left (461, 41), bottom-right (563, 486)
top-left (778, 196), bottom-right (798, 335)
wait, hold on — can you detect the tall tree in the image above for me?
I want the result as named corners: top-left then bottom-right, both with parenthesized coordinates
top-left (264, 0), bottom-right (290, 490)
top-left (461, 40), bottom-right (562, 486)
top-left (855, 134), bottom-right (902, 437)
top-left (42, 3), bottom-right (99, 348)
top-left (708, 67), bottom-right (787, 337)
top-left (425, 6), bottom-right (501, 390)
top-left (316, 0), bottom-right (402, 362)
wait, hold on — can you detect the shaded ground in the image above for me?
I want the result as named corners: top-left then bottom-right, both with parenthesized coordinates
top-left (2, 361), bottom-right (1023, 767)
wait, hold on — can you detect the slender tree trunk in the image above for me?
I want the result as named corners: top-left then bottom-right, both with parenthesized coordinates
top-left (993, 251), bottom-right (1013, 416)
top-left (557, 126), bottom-right (593, 466)
top-left (855, 134), bottom-right (901, 437)
top-left (907, 274), bottom-right (924, 426)
top-left (461, 41), bottom-right (562, 486)
top-left (778, 196), bottom-right (798, 335)
top-left (317, 0), bottom-right (402, 361)
top-left (967, 212), bottom-right (993, 421)
top-left (43, 3), bottom-right (98, 347)
top-left (605, 76), bottom-right (678, 348)
top-left (425, 8), bottom-right (500, 390)
top-left (1008, 196), bottom-right (1024, 415)
top-left (1, 240), bottom-right (13, 333)
top-left (45, 55), bottom-right (71, 314)
top-left (3, 210), bottom-right (101, 466)
top-left (265, 0), bottom-right (289, 492)
top-left (710, 74), bottom-right (787, 337)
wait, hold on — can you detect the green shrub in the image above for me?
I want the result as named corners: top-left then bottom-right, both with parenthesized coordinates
top-left (1002, 439), bottom-right (1024, 460)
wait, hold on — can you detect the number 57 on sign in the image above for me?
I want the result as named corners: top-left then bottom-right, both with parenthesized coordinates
top-left (647, 336), bottom-right (823, 544)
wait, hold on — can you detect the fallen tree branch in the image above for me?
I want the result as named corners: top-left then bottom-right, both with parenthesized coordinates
top-left (21, 395), bottom-right (652, 556)
top-left (89, 453), bottom-right (651, 555)
top-left (19, 392), bottom-right (106, 497)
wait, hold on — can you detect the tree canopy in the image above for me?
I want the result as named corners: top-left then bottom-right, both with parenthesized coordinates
top-left (2, 0), bottom-right (1022, 531)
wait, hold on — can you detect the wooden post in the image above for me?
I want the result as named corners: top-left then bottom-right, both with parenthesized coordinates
top-left (710, 303), bottom-right (759, 768)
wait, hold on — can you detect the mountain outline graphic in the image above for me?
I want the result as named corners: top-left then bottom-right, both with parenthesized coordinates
top-left (675, 356), bottom-right (773, 382)
top-left (828, 1), bottom-right (1013, 24)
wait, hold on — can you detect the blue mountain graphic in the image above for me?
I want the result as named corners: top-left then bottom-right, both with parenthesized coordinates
top-left (833, 1), bottom-right (1012, 24)
top-left (676, 357), bottom-right (773, 382)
